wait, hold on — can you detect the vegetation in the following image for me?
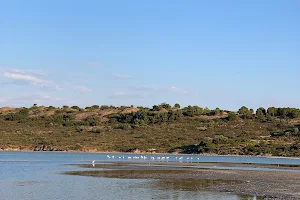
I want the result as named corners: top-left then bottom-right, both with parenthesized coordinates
top-left (1, 104), bottom-right (300, 157)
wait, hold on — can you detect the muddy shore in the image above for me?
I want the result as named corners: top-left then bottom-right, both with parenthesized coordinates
top-left (65, 162), bottom-right (300, 200)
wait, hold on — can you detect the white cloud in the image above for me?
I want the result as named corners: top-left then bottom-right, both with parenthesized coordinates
top-left (72, 85), bottom-right (91, 93)
top-left (0, 68), bottom-right (61, 90)
top-left (168, 86), bottom-right (189, 95)
top-left (4, 72), bottom-right (42, 84)
top-left (8, 68), bottom-right (48, 76)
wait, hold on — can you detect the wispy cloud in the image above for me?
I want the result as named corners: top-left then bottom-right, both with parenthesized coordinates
top-left (72, 85), bottom-right (92, 93)
top-left (0, 68), bottom-right (61, 90)
top-left (112, 74), bottom-right (133, 79)
top-left (167, 86), bottom-right (189, 95)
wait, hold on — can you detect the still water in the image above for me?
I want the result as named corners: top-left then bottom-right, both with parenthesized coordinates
top-left (2, 152), bottom-right (298, 200)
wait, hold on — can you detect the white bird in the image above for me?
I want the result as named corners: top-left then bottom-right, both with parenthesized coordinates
top-left (92, 160), bottom-right (95, 167)
top-left (107, 155), bottom-right (111, 159)
top-left (112, 156), bottom-right (115, 159)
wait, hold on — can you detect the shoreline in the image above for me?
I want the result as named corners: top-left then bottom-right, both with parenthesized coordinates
top-left (1, 149), bottom-right (300, 160)
top-left (65, 162), bottom-right (300, 200)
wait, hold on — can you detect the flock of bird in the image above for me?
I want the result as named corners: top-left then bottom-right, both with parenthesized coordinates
top-left (92, 155), bottom-right (201, 166)
top-left (105, 155), bottom-right (202, 162)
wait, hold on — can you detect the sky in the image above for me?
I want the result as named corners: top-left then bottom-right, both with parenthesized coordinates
top-left (0, 0), bottom-right (299, 111)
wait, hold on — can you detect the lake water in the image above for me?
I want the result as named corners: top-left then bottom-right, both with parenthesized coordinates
top-left (1, 152), bottom-right (299, 200)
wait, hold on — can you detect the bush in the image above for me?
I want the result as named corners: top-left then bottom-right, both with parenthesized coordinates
top-left (91, 128), bottom-right (101, 134)
top-left (116, 123), bottom-right (132, 130)
top-left (228, 112), bottom-right (238, 121)
top-left (76, 126), bottom-right (85, 133)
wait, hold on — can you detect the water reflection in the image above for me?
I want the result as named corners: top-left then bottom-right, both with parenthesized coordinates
top-left (0, 152), bottom-right (287, 199)
top-left (65, 169), bottom-right (263, 200)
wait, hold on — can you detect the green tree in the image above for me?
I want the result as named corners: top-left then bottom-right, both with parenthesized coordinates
top-left (256, 107), bottom-right (266, 120)
top-left (267, 107), bottom-right (277, 116)
top-left (214, 108), bottom-right (221, 116)
top-left (160, 103), bottom-right (171, 110)
top-left (249, 109), bottom-right (254, 114)
top-left (174, 103), bottom-right (181, 109)
top-left (71, 106), bottom-right (80, 111)
top-left (291, 109), bottom-right (300, 118)
top-left (228, 112), bottom-right (238, 121)
top-left (152, 105), bottom-right (161, 111)
top-left (238, 106), bottom-right (249, 115)
top-left (100, 105), bottom-right (110, 110)
top-left (91, 105), bottom-right (99, 109)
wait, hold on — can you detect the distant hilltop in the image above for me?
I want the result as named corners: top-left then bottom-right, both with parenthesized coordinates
top-left (1, 103), bottom-right (300, 121)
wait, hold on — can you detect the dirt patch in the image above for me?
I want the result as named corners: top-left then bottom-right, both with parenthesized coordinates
top-left (121, 108), bottom-right (140, 114)
top-left (0, 107), bottom-right (16, 114)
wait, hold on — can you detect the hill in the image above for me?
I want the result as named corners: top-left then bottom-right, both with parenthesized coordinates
top-left (0, 103), bottom-right (300, 157)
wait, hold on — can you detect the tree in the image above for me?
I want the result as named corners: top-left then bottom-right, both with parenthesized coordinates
top-left (213, 108), bottom-right (221, 116)
top-left (228, 112), bottom-right (238, 121)
top-left (256, 107), bottom-right (266, 120)
top-left (278, 108), bottom-right (287, 118)
top-left (267, 107), bottom-right (277, 116)
top-left (91, 105), bottom-right (99, 109)
top-left (152, 105), bottom-right (161, 111)
top-left (160, 103), bottom-right (171, 110)
top-left (100, 105), bottom-right (109, 110)
top-left (238, 106), bottom-right (249, 115)
top-left (174, 103), bottom-right (181, 109)
top-left (249, 109), bottom-right (254, 114)
top-left (290, 109), bottom-right (300, 118)
top-left (71, 106), bottom-right (80, 111)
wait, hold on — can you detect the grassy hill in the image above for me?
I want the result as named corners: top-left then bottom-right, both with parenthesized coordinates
top-left (1, 103), bottom-right (300, 157)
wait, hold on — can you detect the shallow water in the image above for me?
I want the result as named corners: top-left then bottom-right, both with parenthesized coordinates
top-left (1, 151), bottom-right (294, 200)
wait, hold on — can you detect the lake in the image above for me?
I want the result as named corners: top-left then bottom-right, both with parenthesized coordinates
top-left (1, 151), bottom-right (300, 200)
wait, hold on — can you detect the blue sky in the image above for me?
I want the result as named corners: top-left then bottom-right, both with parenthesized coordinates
top-left (0, 0), bottom-right (299, 110)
